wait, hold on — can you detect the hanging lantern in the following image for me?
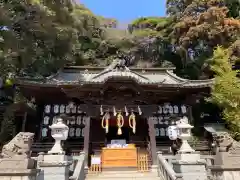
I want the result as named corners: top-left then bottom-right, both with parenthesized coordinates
top-left (129, 111), bottom-right (136, 134)
top-left (101, 112), bottom-right (110, 133)
top-left (116, 112), bottom-right (124, 135)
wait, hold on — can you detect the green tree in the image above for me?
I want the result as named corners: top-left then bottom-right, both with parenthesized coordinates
top-left (209, 46), bottom-right (240, 136)
top-left (169, 0), bottom-right (240, 79)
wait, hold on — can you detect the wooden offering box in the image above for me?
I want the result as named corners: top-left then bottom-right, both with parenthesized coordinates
top-left (101, 147), bottom-right (137, 168)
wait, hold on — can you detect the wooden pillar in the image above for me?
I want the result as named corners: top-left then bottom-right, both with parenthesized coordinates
top-left (147, 116), bottom-right (157, 165)
top-left (83, 116), bottom-right (91, 167)
top-left (21, 112), bottom-right (27, 132)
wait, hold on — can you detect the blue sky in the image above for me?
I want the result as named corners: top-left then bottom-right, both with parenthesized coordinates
top-left (80, 0), bottom-right (166, 23)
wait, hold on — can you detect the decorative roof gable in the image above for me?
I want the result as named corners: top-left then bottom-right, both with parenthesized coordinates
top-left (16, 59), bottom-right (213, 88)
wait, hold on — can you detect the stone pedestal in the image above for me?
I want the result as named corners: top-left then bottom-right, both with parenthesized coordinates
top-left (172, 153), bottom-right (207, 180)
top-left (37, 154), bottom-right (72, 180)
top-left (209, 152), bottom-right (240, 180)
top-left (0, 157), bottom-right (39, 180)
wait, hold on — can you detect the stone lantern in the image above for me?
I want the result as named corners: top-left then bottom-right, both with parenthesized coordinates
top-left (176, 117), bottom-right (195, 153)
top-left (48, 117), bottom-right (69, 154)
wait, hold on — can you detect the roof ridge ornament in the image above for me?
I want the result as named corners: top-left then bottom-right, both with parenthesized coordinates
top-left (105, 58), bottom-right (130, 72)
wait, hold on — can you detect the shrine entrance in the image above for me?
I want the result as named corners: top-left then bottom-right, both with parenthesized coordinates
top-left (106, 126), bottom-right (130, 144)
top-left (89, 106), bottom-right (151, 171)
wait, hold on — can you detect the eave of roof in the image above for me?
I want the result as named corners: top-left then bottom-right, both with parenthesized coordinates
top-left (15, 65), bottom-right (213, 89)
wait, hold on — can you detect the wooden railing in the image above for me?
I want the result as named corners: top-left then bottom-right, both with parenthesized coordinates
top-left (137, 153), bottom-right (150, 172)
top-left (88, 155), bottom-right (102, 174)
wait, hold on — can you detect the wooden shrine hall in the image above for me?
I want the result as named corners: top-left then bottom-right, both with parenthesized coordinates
top-left (16, 60), bottom-right (213, 169)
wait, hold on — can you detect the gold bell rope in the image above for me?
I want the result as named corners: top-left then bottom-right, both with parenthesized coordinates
top-left (116, 112), bottom-right (124, 135)
top-left (129, 112), bottom-right (136, 134)
top-left (101, 113), bottom-right (109, 133)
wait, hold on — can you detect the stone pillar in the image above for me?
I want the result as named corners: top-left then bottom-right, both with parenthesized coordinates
top-left (37, 154), bottom-right (72, 180)
top-left (209, 132), bottom-right (240, 180)
top-left (172, 117), bottom-right (207, 180)
top-left (172, 153), bottom-right (207, 180)
top-left (147, 117), bottom-right (157, 166)
top-left (83, 116), bottom-right (90, 168)
top-left (210, 151), bottom-right (240, 180)
top-left (36, 117), bottom-right (72, 180)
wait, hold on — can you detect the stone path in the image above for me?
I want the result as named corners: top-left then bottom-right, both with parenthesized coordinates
top-left (86, 170), bottom-right (161, 180)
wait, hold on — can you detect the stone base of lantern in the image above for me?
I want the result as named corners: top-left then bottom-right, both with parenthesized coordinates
top-left (37, 154), bottom-right (72, 180)
top-left (172, 152), bottom-right (207, 180)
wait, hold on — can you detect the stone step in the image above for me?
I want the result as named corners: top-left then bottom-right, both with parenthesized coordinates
top-left (86, 171), bottom-right (159, 179)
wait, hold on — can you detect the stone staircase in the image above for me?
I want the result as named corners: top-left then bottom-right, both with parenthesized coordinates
top-left (86, 171), bottom-right (161, 180)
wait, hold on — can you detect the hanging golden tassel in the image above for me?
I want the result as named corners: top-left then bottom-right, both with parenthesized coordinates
top-left (101, 112), bottom-right (109, 133)
top-left (116, 112), bottom-right (124, 135)
top-left (129, 112), bottom-right (136, 134)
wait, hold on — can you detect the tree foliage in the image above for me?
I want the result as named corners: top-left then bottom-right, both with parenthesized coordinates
top-left (0, 0), bottom-right (102, 78)
top-left (209, 46), bottom-right (240, 136)
top-left (169, 0), bottom-right (240, 79)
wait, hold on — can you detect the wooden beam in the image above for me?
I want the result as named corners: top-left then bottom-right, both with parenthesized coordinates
top-left (21, 112), bottom-right (27, 132)
top-left (83, 116), bottom-right (91, 168)
top-left (147, 117), bottom-right (157, 165)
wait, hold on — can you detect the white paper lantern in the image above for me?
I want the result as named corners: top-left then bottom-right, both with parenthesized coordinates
top-left (158, 116), bottom-right (163, 124)
top-left (44, 105), bottom-right (51, 113)
top-left (169, 105), bottom-right (173, 114)
top-left (76, 128), bottom-right (81, 137)
top-left (167, 126), bottom-right (178, 140)
top-left (158, 106), bottom-right (162, 114)
top-left (155, 128), bottom-right (159, 136)
top-left (163, 104), bottom-right (168, 114)
top-left (60, 105), bottom-right (65, 113)
top-left (181, 105), bottom-right (187, 114)
top-left (69, 128), bottom-right (75, 137)
top-left (43, 116), bottom-right (50, 125)
top-left (66, 105), bottom-right (70, 113)
top-left (54, 105), bottom-right (59, 113)
top-left (160, 128), bottom-right (165, 136)
top-left (76, 116), bottom-right (82, 125)
top-left (41, 128), bottom-right (48, 137)
top-left (173, 105), bottom-right (179, 114)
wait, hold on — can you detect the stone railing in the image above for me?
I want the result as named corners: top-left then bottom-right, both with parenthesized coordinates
top-left (31, 142), bottom-right (84, 156)
top-left (162, 154), bottom-right (215, 178)
top-left (69, 152), bottom-right (86, 180)
top-left (157, 152), bottom-right (183, 180)
top-left (157, 152), bottom-right (215, 180)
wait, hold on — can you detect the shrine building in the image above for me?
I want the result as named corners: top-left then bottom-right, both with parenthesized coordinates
top-left (16, 62), bottom-right (214, 169)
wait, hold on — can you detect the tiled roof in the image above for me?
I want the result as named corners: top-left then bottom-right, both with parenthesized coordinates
top-left (16, 65), bottom-right (213, 88)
